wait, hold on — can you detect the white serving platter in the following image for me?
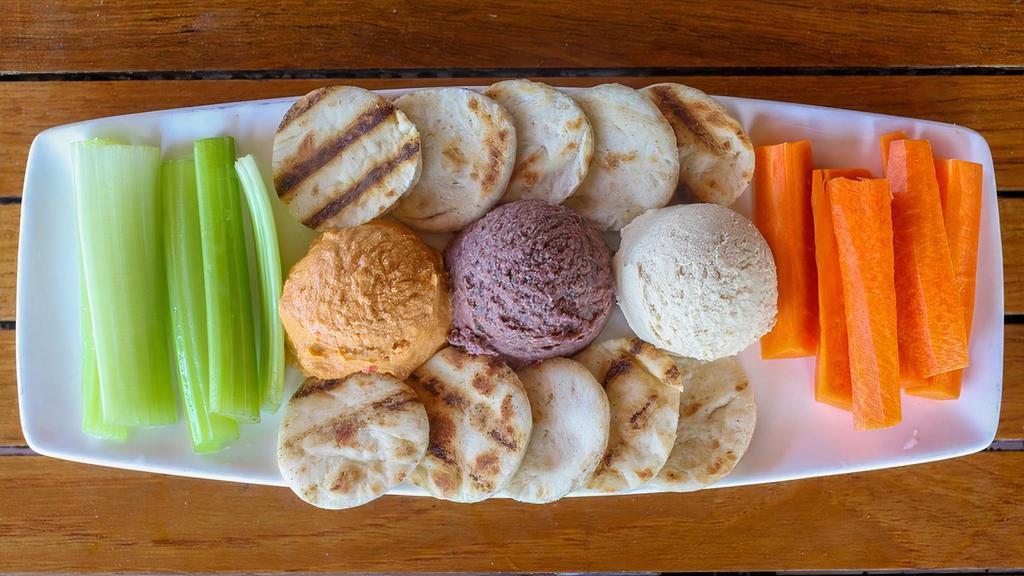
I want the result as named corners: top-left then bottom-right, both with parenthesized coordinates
top-left (17, 85), bottom-right (1003, 497)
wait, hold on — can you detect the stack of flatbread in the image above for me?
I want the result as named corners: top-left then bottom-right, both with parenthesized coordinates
top-left (272, 79), bottom-right (753, 234)
top-left (277, 339), bottom-right (756, 508)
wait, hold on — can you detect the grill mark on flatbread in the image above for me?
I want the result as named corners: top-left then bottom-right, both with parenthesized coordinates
top-left (372, 392), bottom-right (417, 412)
top-left (427, 416), bottom-right (458, 465)
top-left (291, 378), bottom-right (343, 399)
top-left (629, 397), bottom-right (655, 427)
top-left (648, 85), bottom-right (725, 155)
top-left (429, 443), bottom-right (457, 466)
top-left (488, 428), bottom-right (518, 451)
top-left (466, 96), bottom-right (512, 195)
top-left (604, 358), bottom-right (633, 385)
top-left (278, 87), bottom-right (330, 132)
top-left (472, 372), bottom-right (496, 396)
top-left (302, 139), bottom-right (420, 228)
top-left (275, 102), bottom-right (397, 198)
top-left (477, 127), bottom-right (512, 194)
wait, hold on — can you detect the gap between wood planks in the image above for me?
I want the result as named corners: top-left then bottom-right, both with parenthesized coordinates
top-left (1, 66), bottom-right (1024, 82)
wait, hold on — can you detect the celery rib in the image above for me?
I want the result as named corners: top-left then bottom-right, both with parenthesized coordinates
top-left (234, 155), bottom-right (285, 412)
top-left (194, 138), bottom-right (260, 422)
top-left (164, 159), bottom-right (240, 452)
top-left (74, 140), bottom-right (177, 427)
top-left (80, 257), bottom-right (129, 440)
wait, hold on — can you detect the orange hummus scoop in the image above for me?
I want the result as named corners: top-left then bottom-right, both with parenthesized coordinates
top-left (279, 220), bottom-right (451, 380)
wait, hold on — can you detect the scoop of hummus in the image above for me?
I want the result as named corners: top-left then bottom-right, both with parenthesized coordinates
top-left (446, 199), bottom-right (614, 366)
top-left (279, 220), bottom-right (451, 380)
top-left (615, 204), bottom-right (777, 360)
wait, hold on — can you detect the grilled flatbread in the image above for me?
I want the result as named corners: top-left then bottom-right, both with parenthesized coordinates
top-left (277, 374), bottom-right (429, 510)
top-left (407, 346), bottom-right (532, 502)
top-left (483, 79), bottom-right (594, 205)
top-left (573, 338), bottom-right (684, 392)
top-left (641, 83), bottom-right (753, 206)
top-left (504, 358), bottom-right (610, 504)
top-left (273, 86), bottom-right (422, 230)
top-left (574, 338), bottom-right (681, 492)
top-left (564, 83), bottom-right (679, 231)
top-left (391, 88), bottom-right (516, 232)
top-left (652, 355), bottom-right (756, 492)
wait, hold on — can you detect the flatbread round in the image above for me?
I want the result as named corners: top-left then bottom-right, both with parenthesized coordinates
top-left (277, 374), bottom-right (429, 510)
top-left (641, 83), bottom-right (753, 206)
top-left (504, 358), bottom-right (610, 504)
top-left (407, 346), bottom-right (532, 502)
top-left (273, 86), bottom-right (422, 230)
top-left (391, 88), bottom-right (516, 232)
top-left (564, 83), bottom-right (679, 231)
top-left (572, 337), bottom-right (684, 392)
top-left (483, 79), bottom-right (594, 205)
top-left (652, 355), bottom-right (756, 492)
top-left (574, 338), bottom-right (681, 492)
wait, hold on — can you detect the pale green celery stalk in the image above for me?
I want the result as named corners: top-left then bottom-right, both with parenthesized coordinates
top-left (80, 259), bottom-right (129, 440)
top-left (163, 159), bottom-right (240, 452)
top-left (74, 139), bottom-right (177, 426)
top-left (234, 155), bottom-right (285, 412)
top-left (194, 137), bottom-right (260, 422)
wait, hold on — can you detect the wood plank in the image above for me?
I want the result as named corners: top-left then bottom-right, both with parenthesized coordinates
top-left (1002, 324), bottom-right (1024, 440)
top-left (0, 204), bottom-right (16, 323)
top-left (0, 331), bottom-right (18, 445)
top-left (0, 451), bottom-right (1020, 572)
top-left (1, 1), bottom-right (1022, 73)
top-left (3, 76), bottom-right (1022, 206)
top-left (1002, 197), bottom-right (1024, 314)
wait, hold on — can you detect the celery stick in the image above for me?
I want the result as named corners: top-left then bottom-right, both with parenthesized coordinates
top-left (164, 159), bottom-right (240, 452)
top-left (80, 259), bottom-right (128, 440)
top-left (194, 137), bottom-right (260, 422)
top-left (234, 155), bottom-right (285, 412)
top-left (74, 140), bottom-right (177, 426)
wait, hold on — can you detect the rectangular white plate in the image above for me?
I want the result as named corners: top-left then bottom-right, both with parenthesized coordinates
top-left (17, 86), bottom-right (1004, 496)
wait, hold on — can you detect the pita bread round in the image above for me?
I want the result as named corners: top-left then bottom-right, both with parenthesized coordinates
top-left (652, 356), bottom-right (756, 492)
top-left (407, 346), bottom-right (532, 502)
top-left (391, 88), bottom-right (516, 232)
top-left (563, 83), bottom-right (679, 231)
top-left (572, 337), bottom-right (684, 392)
top-left (273, 86), bottom-right (422, 230)
top-left (504, 358), bottom-right (610, 504)
top-left (483, 80), bottom-right (594, 205)
top-left (641, 83), bottom-right (753, 206)
top-left (277, 374), bottom-right (429, 509)
top-left (574, 338), bottom-right (681, 492)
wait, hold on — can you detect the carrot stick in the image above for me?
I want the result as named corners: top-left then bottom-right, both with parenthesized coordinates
top-left (880, 131), bottom-right (907, 175)
top-left (755, 140), bottom-right (818, 359)
top-left (887, 140), bottom-right (969, 381)
top-left (811, 168), bottom-right (872, 411)
top-left (828, 177), bottom-right (901, 429)
top-left (907, 159), bottom-right (984, 400)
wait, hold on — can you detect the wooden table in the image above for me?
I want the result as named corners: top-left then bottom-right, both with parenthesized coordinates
top-left (1, 1), bottom-right (1022, 573)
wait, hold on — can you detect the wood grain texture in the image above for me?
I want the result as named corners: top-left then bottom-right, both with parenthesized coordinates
top-left (1, 1), bottom-right (1022, 73)
top-left (3, 76), bottom-right (1023, 206)
top-left (0, 205), bottom-right (16, 322)
top-left (1003, 324), bottom-right (1024, 440)
top-left (1002, 197), bottom-right (1024, 314)
top-left (0, 451), bottom-right (1020, 572)
top-left (0, 331), bottom-right (18, 445)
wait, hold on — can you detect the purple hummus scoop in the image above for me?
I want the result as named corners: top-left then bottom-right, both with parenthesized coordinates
top-left (445, 199), bottom-right (614, 366)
